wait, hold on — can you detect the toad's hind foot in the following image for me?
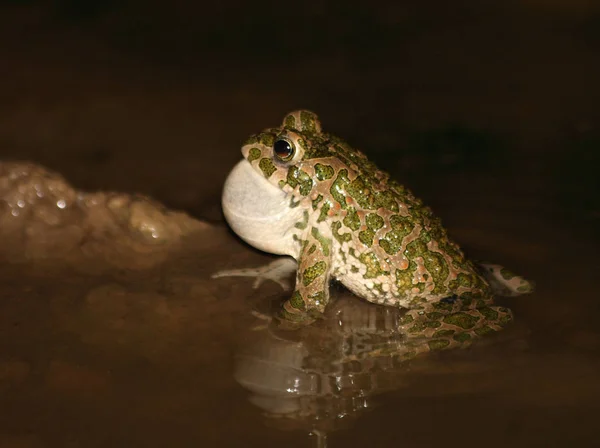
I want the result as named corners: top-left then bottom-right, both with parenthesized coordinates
top-left (477, 262), bottom-right (535, 297)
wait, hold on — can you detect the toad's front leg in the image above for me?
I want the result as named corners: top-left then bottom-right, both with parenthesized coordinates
top-left (280, 228), bottom-right (334, 323)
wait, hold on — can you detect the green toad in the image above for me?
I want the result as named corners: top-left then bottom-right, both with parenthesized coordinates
top-left (214, 110), bottom-right (534, 328)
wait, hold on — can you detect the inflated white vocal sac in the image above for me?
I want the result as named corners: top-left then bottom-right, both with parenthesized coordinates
top-left (221, 159), bottom-right (304, 257)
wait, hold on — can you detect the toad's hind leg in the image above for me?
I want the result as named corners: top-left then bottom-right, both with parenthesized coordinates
top-left (279, 227), bottom-right (333, 323)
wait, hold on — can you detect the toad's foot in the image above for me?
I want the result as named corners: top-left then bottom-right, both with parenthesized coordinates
top-left (477, 262), bottom-right (535, 297)
top-left (211, 257), bottom-right (297, 291)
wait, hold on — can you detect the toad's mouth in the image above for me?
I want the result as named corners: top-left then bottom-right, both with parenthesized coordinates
top-left (221, 159), bottom-right (304, 256)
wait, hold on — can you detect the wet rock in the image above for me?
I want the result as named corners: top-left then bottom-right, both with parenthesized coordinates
top-left (0, 161), bottom-right (209, 270)
top-left (0, 162), bottom-right (84, 261)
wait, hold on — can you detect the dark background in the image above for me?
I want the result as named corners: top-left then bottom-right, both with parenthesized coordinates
top-left (1, 0), bottom-right (597, 234)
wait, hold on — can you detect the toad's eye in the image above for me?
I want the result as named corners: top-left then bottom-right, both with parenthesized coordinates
top-left (273, 139), bottom-right (295, 162)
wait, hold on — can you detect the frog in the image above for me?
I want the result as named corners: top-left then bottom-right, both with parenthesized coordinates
top-left (214, 110), bottom-right (534, 330)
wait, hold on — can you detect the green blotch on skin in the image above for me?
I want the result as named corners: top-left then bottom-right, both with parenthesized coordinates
top-left (312, 194), bottom-right (323, 210)
top-left (302, 261), bottom-right (327, 286)
top-left (459, 287), bottom-right (485, 300)
top-left (438, 239), bottom-right (468, 269)
top-left (359, 252), bottom-right (389, 279)
top-left (284, 115), bottom-right (296, 129)
top-left (422, 252), bottom-right (448, 294)
top-left (330, 169), bottom-right (350, 209)
top-left (286, 167), bottom-right (313, 196)
top-left (455, 273), bottom-right (488, 297)
top-left (479, 307), bottom-right (499, 322)
top-left (476, 299), bottom-right (487, 308)
top-left (331, 221), bottom-right (352, 243)
top-left (298, 174), bottom-right (314, 195)
top-left (457, 296), bottom-right (473, 308)
top-left (292, 235), bottom-right (309, 252)
top-left (259, 158), bottom-right (276, 178)
top-left (407, 321), bottom-right (427, 333)
top-left (395, 260), bottom-right (419, 294)
top-left (405, 196), bottom-right (433, 219)
top-left (317, 201), bottom-right (331, 223)
top-left (500, 268), bottom-right (516, 280)
top-left (311, 227), bottom-right (331, 256)
top-left (428, 339), bottom-right (450, 351)
top-left (343, 207), bottom-right (360, 230)
top-left (358, 228), bottom-right (375, 246)
top-left (424, 320), bottom-right (442, 328)
top-left (338, 248), bottom-right (347, 263)
top-left (300, 110), bottom-right (319, 133)
top-left (279, 308), bottom-right (309, 323)
top-left (433, 329), bottom-right (455, 338)
top-left (286, 167), bottom-right (299, 188)
top-left (404, 238), bottom-right (449, 295)
top-left (431, 300), bottom-right (454, 312)
top-left (308, 244), bottom-right (316, 255)
top-left (443, 312), bottom-right (480, 329)
top-left (301, 238), bottom-right (309, 252)
top-left (474, 325), bottom-right (496, 337)
top-left (498, 312), bottom-right (513, 325)
top-left (450, 273), bottom-right (474, 289)
top-left (294, 210), bottom-right (309, 230)
top-left (517, 282), bottom-right (534, 293)
top-left (247, 147), bottom-right (261, 162)
top-left (426, 312), bottom-right (444, 320)
top-left (350, 265), bottom-right (359, 273)
top-left (373, 190), bottom-right (399, 212)
top-left (453, 332), bottom-right (472, 343)
top-left (289, 291), bottom-right (306, 311)
top-left (398, 313), bottom-right (414, 325)
top-left (379, 215), bottom-right (414, 255)
top-left (346, 175), bottom-right (374, 209)
top-left (366, 213), bottom-right (384, 230)
top-left (243, 134), bottom-right (259, 146)
top-left (258, 133), bottom-right (275, 147)
top-left (303, 136), bottom-right (331, 160)
top-left (315, 163), bottom-right (334, 181)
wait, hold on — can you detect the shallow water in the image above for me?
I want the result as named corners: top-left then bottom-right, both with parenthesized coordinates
top-left (1, 1), bottom-right (599, 447)
top-left (0, 157), bottom-right (597, 448)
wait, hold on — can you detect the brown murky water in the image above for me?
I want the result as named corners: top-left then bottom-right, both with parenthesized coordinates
top-left (1, 1), bottom-right (599, 447)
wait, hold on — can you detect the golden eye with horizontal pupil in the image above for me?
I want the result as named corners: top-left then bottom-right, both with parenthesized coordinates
top-left (273, 139), bottom-right (295, 161)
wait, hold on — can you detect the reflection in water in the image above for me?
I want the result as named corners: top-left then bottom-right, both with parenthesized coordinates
top-left (234, 292), bottom-right (512, 445)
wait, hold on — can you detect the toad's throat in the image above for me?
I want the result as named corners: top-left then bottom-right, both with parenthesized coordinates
top-left (222, 159), bottom-right (303, 256)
